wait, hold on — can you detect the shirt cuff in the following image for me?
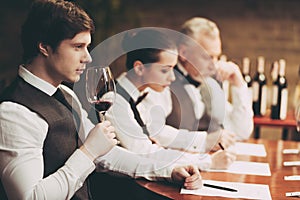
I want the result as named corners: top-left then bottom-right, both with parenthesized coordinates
top-left (231, 82), bottom-right (250, 104)
top-left (196, 154), bottom-right (212, 171)
top-left (162, 164), bottom-right (176, 183)
top-left (65, 149), bottom-right (96, 186)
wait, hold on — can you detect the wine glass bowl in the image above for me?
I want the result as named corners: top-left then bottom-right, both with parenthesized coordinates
top-left (86, 66), bottom-right (116, 122)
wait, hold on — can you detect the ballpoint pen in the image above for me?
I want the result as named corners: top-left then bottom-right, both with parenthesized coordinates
top-left (203, 183), bottom-right (238, 192)
top-left (286, 192), bottom-right (300, 197)
top-left (218, 142), bottom-right (225, 150)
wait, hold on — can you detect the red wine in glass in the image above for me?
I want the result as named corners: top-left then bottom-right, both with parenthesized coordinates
top-left (91, 100), bottom-right (113, 113)
top-left (86, 66), bottom-right (116, 122)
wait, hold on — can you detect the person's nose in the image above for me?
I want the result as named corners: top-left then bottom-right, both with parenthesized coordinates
top-left (169, 69), bottom-right (176, 82)
top-left (82, 49), bottom-right (92, 64)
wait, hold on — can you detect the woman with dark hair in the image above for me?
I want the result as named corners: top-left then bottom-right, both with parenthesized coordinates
top-left (105, 28), bottom-right (236, 173)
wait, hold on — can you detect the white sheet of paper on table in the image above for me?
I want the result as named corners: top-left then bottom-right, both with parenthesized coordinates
top-left (181, 180), bottom-right (272, 200)
top-left (284, 175), bottom-right (300, 180)
top-left (283, 161), bottom-right (300, 166)
top-left (235, 142), bottom-right (267, 157)
top-left (206, 161), bottom-right (271, 176)
top-left (282, 149), bottom-right (299, 154)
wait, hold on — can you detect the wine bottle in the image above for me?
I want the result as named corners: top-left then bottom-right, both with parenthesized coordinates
top-left (270, 61), bottom-right (279, 119)
top-left (242, 57), bottom-right (252, 100)
top-left (271, 59), bottom-right (288, 119)
top-left (252, 56), bottom-right (267, 116)
top-left (293, 65), bottom-right (300, 109)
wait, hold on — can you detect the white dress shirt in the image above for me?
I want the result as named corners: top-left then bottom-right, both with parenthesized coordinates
top-left (106, 73), bottom-right (212, 170)
top-left (160, 63), bottom-right (253, 140)
top-left (0, 66), bottom-right (179, 200)
top-left (200, 77), bottom-right (254, 140)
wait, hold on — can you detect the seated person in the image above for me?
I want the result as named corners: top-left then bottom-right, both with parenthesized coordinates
top-left (0, 1), bottom-right (201, 199)
top-left (166, 17), bottom-right (253, 143)
top-left (104, 28), bottom-right (236, 171)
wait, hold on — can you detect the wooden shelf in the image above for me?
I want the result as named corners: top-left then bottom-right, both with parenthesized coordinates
top-left (253, 110), bottom-right (296, 139)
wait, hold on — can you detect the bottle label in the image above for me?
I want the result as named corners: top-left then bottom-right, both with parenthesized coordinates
top-left (294, 85), bottom-right (300, 108)
top-left (260, 85), bottom-right (267, 115)
top-left (272, 85), bottom-right (278, 105)
top-left (280, 89), bottom-right (288, 120)
top-left (252, 82), bottom-right (259, 101)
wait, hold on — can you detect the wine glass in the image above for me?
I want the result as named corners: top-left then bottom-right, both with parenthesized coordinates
top-left (296, 103), bottom-right (300, 132)
top-left (86, 66), bottom-right (116, 122)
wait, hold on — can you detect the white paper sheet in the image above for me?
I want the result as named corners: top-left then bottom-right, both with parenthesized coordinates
top-left (181, 180), bottom-right (272, 200)
top-left (207, 161), bottom-right (271, 176)
top-left (282, 149), bottom-right (299, 154)
top-left (284, 175), bottom-right (300, 180)
top-left (283, 161), bottom-right (300, 166)
top-left (235, 142), bottom-right (267, 157)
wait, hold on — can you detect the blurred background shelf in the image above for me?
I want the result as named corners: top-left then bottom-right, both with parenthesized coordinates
top-left (254, 110), bottom-right (296, 140)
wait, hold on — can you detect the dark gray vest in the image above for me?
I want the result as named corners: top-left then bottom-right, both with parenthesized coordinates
top-left (166, 67), bottom-right (219, 132)
top-left (0, 76), bottom-right (89, 200)
top-left (166, 69), bottom-right (200, 131)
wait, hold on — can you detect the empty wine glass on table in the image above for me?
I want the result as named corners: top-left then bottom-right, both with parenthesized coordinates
top-left (86, 66), bottom-right (116, 122)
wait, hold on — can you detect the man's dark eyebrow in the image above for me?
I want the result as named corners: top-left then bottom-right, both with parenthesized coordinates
top-left (72, 42), bottom-right (91, 47)
top-left (161, 65), bottom-right (175, 68)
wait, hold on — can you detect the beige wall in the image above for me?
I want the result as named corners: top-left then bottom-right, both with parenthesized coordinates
top-left (127, 0), bottom-right (300, 112)
top-left (1, 0), bottom-right (299, 138)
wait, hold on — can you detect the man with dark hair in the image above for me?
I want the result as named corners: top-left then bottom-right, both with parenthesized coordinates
top-left (0, 1), bottom-right (202, 199)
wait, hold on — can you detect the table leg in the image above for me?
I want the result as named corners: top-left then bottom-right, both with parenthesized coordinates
top-left (282, 127), bottom-right (289, 140)
top-left (254, 126), bottom-right (260, 139)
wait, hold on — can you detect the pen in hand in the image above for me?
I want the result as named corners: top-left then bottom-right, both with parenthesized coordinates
top-left (218, 142), bottom-right (225, 150)
top-left (203, 183), bottom-right (238, 192)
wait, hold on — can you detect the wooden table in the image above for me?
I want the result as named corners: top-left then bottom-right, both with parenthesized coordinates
top-left (137, 139), bottom-right (300, 199)
top-left (253, 111), bottom-right (296, 139)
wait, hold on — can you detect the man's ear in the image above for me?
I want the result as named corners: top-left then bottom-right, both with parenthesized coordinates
top-left (133, 60), bottom-right (144, 76)
top-left (38, 42), bottom-right (50, 57)
top-left (178, 44), bottom-right (187, 62)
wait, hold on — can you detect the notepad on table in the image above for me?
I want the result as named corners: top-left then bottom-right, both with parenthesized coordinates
top-left (284, 175), bottom-right (300, 180)
top-left (207, 161), bottom-right (271, 176)
top-left (283, 149), bottom-right (300, 154)
top-left (235, 142), bottom-right (267, 157)
top-left (283, 161), bottom-right (300, 166)
top-left (181, 180), bottom-right (272, 200)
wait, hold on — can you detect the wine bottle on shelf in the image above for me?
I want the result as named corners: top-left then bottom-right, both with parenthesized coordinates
top-left (242, 57), bottom-right (252, 99)
top-left (271, 59), bottom-right (288, 120)
top-left (270, 61), bottom-right (279, 119)
top-left (293, 65), bottom-right (300, 109)
top-left (252, 56), bottom-right (267, 116)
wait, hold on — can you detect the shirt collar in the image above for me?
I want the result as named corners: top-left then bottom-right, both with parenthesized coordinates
top-left (19, 65), bottom-right (59, 96)
top-left (175, 63), bottom-right (201, 88)
top-left (176, 62), bottom-right (189, 76)
top-left (117, 72), bottom-right (145, 102)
